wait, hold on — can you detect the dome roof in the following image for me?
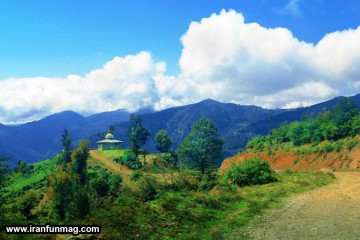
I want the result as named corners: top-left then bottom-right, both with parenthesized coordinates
top-left (105, 133), bottom-right (114, 139)
top-left (105, 130), bottom-right (114, 139)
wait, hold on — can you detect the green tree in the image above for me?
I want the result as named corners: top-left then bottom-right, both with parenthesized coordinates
top-left (329, 98), bottom-right (359, 139)
top-left (18, 191), bottom-right (39, 219)
top-left (117, 151), bottom-right (142, 170)
top-left (16, 160), bottom-right (28, 175)
top-left (49, 165), bottom-right (91, 221)
top-left (350, 114), bottom-right (360, 136)
top-left (90, 177), bottom-right (109, 197)
top-left (58, 129), bottom-right (73, 167)
top-left (0, 156), bottom-right (10, 190)
top-left (49, 167), bottom-right (75, 220)
top-left (155, 129), bottom-right (173, 153)
top-left (71, 139), bottom-right (90, 185)
top-left (108, 173), bottom-right (122, 196)
top-left (127, 114), bottom-right (150, 156)
top-left (177, 118), bottom-right (224, 174)
top-left (0, 156), bottom-right (10, 217)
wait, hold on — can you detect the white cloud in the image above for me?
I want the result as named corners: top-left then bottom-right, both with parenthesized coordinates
top-left (283, 0), bottom-right (302, 17)
top-left (1, 10), bottom-right (360, 124)
top-left (0, 52), bottom-right (165, 124)
top-left (172, 9), bottom-right (360, 109)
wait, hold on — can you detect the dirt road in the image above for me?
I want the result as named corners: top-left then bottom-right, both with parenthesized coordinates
top-left (89, 150), bottom-right (132, 175)
top-left (252, 172), bottom-right (360, 240)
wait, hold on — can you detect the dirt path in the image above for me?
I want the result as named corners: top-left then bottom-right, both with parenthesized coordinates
top-left (251, 172), bottom-right (360, 240)
top-left (89, 150), bottom-right (132, 175)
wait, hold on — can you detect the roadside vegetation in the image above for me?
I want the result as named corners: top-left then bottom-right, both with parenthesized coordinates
top-left (246, 98), bottom-right (360, 157)
top-left (0, 114), bottom-right (337, 239)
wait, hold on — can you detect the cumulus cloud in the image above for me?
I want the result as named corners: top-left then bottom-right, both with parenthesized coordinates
top-left (1, 10), bottom-right (360, 124)
top-left (0, 52), bottom-right (165, 124)
top-left (174, 9), bottom-right (360, 108)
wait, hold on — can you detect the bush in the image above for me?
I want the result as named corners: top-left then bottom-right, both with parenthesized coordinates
top-left (165, 170), bottom-right (199, 191)
top-left (90, 177), bottom-right (109, 197)
top-left (198, 171), bottom-right (218, 191)
top-left (151, 152), bottom-right (178, 169)
top-left (318, 142), bottom-right (335, 153)
top-left (333, 141), bottom-right (343, 153)
top-left (193, 193), bottom-right (223, 209)
top-left (346, 139), bottom-right (359, 152)
top-left (133, 175), bottom-right (159, 202)
top-left (159, 151), bottom-right (178, 166)
top-left (116, 151), bottom-right (142, 170)
top-left (108, 173), bottom-right (122, 196)
top-left (246, 136), bottom-right (265, 151)
top-left (130, 170), bottom-right (143, 181)
top-left (18, 191), bottom-right (39, 219)
top-left (220, 157), bottom-right (277, 188)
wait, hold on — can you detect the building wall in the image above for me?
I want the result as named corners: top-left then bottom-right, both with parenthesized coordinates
top-left (98, 142), bottom-right (121, 150)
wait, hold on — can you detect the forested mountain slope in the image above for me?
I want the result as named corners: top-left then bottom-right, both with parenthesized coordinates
top-left (221, 97), bottom-right (360, 172)
top-left (1, 94), bottom-right (359, 167)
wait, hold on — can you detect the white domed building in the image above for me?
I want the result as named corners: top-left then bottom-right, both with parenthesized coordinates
top-left (97, 130), bottom-right (123, 150)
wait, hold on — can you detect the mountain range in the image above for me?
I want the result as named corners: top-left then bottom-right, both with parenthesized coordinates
top-left (1, 94), bottom-right (359, 167)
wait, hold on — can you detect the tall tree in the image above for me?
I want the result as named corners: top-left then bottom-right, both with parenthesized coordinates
top-left (18, 191), bottom-right (39, 219)
top-left (0, 156), bottom-right (10, 226)
top-left (49, 167), bottom-right (77, 221)
top-left (0, 156), bottom-right (10, 206)
top-left (127, 114), bottom-right (150, 156)
top-left (154, 129), bottom-right (173, 153)
top-left (50, 139), bottom-right (91, 221)
top-left (71, 139), bottom-right (90, 185)
top-left (0, 156), bottom-right (9, 190)
top-left (58, 129), bottom-right (73, 167)
top-left (177, 118), bottom-right (224, 174)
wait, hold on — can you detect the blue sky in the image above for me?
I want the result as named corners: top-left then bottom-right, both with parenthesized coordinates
top-left (1, 0), bottom-right (359, 78)
top-left (1, 0), bottom-right (360, 123)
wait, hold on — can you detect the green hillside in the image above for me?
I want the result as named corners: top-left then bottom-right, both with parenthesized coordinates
top-left (219, 98), bottom-right (360, 172)
top-left (246, 98), bottom-right (360, 154)
top-left (0, 146), bottom-right (335, 239)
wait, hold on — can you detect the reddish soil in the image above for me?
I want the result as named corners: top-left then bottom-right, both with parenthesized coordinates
top-left (220, 148), bottom-right (360, 173)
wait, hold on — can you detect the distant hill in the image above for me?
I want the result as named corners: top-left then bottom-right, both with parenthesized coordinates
top-left (109, 95), bottom-right (360, 163)
top-left (109, 99), bottom-right (283, 161)
top-left (1, 94), bottom-right (359, 167)
top-left (0, 110), bottom-right (131, 167)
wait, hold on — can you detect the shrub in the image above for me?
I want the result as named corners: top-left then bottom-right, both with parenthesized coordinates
top-left (90, 177), bottom-right (109, 197)
top-left (166, 170), bottom-right (199, 191)
top-left (18, 191), bottom-right (39, 219)
top-left (130, 170), bottom-right (143, 181)
top-left (220, 157), bottom-right (277, 188)
top-left (246, 136), bottom-right (265, 150)
top-left (150, 152), bottom-right (178, 170)
top-left (108, 173), bottom-right (122, 196)
top-left (321, 142), bottom-right (335, 153)
top-left (116, 151), bottom-right (142, 170)
top-left (198, 171), bottom-right (218, 191)
top-left (159, 151), bottom-right (178, 166)
top-left (346, 139), bottom-right (359, 152)
top-left (333, 141), bottom-right (343, 153)
top-left (133, 175), bottom-right (159, 202)
top-left (193, 192), bottom-right (223, 209)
